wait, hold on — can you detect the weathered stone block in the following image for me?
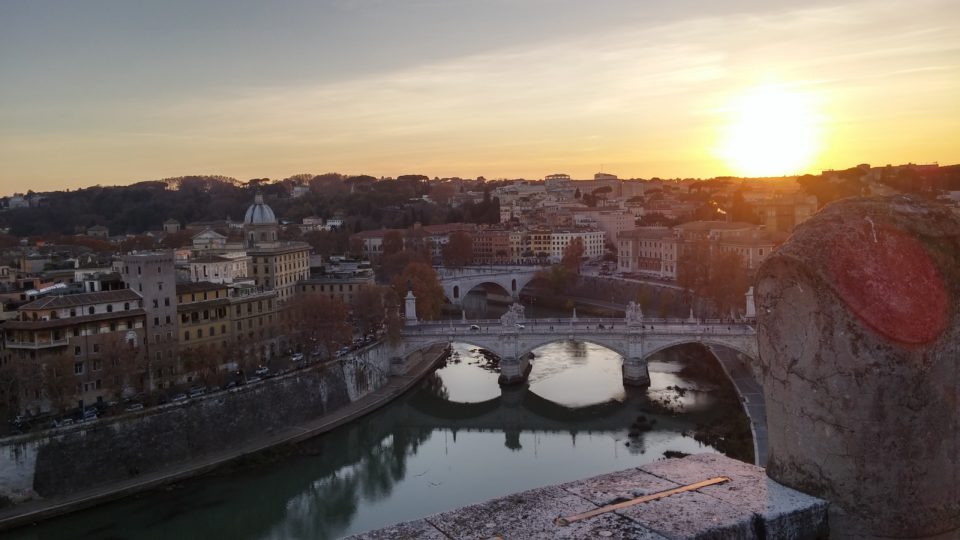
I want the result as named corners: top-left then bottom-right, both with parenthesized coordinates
top-left (756, 196), bottom-right (960, 538)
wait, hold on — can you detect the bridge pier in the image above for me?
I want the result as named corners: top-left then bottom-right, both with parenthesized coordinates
top-left (622, 357), bottom-right (650, 387)
top-left (498, 356), bottom-right (531, 386)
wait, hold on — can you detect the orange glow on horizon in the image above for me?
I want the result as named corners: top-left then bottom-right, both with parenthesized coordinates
top-left (717, 84), bottom-right (823, 178)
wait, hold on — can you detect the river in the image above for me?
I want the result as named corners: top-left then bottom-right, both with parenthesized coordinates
top-left (10, 294), bottom-right (752, 540)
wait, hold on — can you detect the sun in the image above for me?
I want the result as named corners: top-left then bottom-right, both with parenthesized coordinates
top-left (718, 84), bottom-right (821, 177)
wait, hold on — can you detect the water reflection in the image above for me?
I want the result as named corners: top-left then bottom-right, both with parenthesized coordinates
top-left (12, 342), bottom-right (747, 540)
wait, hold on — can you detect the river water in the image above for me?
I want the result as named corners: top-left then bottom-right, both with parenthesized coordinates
top-left (11, 294), bottom-right (751, 540)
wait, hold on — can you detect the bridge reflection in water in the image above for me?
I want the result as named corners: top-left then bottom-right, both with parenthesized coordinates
top-left (11, 343), bottom-right (752, 540)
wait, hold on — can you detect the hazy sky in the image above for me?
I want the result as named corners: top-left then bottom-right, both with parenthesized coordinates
top-left (1, 0), bottom-right (958, 193)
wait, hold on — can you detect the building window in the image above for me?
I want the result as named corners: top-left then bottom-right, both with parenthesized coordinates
top-left (74, 346), bottom-right (81, 356)
top-left (184, 331), bottom-right (190, 340)
top-left (164, 298), bottom-right (170, 307)
top-left (88, 306), bottom-right (95, 315)
top-left (198, 329), bottom-right (203, 338)
top-left (74, 362), bottom-right (84, 375)
top-left (153, 299), bottom-right (158, 309)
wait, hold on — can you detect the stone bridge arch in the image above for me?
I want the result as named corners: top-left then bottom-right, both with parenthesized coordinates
top-left (437, 267), bottom-right (542, 305)
top-left (639, 336), bottom-right (758, 365)
top-left (515, 336), bottom-right (630, 362)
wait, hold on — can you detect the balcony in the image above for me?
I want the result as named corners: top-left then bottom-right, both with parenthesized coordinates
top-left (5, 337), bottom-right (70, 349)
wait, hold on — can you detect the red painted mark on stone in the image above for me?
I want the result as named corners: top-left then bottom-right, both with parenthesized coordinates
top-left (829, 220), bottom-right (948, 346)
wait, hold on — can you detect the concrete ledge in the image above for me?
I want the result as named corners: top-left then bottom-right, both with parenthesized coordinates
top-left (347, 454), bottom-right (828, 539)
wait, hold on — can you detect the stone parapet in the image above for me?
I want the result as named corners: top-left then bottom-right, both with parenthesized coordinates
top-left (346, 453), bottom-right (828, 539)
top-left (756, 196), bottom-right (960, 538)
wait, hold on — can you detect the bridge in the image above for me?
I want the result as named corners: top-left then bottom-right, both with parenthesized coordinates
top-left (434, 265), bottom-right (545, 305)
top-left (397, 295), bottom-right (764, 464)
top-left (400, 295), bottom-right (758, 388)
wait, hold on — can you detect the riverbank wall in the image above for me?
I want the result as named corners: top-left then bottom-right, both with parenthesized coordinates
top-left (0, 340), bottom-right (445, 526)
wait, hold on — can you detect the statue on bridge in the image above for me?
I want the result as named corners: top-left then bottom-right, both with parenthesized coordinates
top-left (500, 303), bottom-right (526, 327)
top-left (625, 301), bottom-right (643, 326)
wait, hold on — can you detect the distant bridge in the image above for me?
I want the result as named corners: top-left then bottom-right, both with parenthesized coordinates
top-left (434, 265), bottom-right (545, 305)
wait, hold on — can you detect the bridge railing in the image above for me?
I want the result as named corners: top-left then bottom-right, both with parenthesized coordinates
top-left (405, 319), bottom-right (755, 336)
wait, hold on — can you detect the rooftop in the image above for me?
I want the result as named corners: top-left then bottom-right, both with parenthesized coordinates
top-left (19, 289), bottom-right (141, 310)
top-left (176, 281), bottom-right (228, 295)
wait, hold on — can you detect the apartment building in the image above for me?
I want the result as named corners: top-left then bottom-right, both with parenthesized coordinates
top-left (3, 289), bottom-right (147, 414)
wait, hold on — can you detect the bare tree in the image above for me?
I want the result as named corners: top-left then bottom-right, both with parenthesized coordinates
top-left (354, 284), bottom-right (387, 336)
top-left (442, 231), bottom-right (473, 267)
top-left (286, 293), bottom-right (352, 360)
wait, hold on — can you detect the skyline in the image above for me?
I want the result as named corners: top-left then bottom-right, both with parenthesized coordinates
top-left (2, 0), bottom-right (959, 193)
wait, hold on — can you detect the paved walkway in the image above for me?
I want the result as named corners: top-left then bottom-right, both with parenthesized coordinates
top-left (707, 346), bottom-right (768, 467)
top-left (0, 345), bottom-right (448, 532)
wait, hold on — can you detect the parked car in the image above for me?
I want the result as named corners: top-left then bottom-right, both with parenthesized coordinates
top-left (255, 366), bottom-right (270, 376)
top-left (515, 323), bottom-right (525, 330)
top-left (189, 386), bottom-right (206, 398)
top-left (125, 403), bottom-right (145, 412)
top-left (469, 324), bottom-right (481, 331)
top-left (246, 376), bottom-right (263, 384)
top-left (171, 394), bottom-right (188, 403)
top-left (291, 353), bottom-right (304, 363)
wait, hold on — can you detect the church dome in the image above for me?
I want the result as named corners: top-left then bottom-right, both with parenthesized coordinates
top-left (244, 193), bottom-right (277, 225)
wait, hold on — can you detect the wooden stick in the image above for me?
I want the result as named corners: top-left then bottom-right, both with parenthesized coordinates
top-left (555, 476), bottom-right (731, 526)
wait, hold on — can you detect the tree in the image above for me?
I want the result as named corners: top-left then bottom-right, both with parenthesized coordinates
top-left (677, 240), bottom-right (711, 298)
top-left (442, 231), bottom-right (473, 267)
top-left (285, 293), bottom-right (352, 360)
top-left (391, 262), bottom-right (445, 321)
top-left (43, 351), bottom-right (78, 415)
top-left (160, 229), bottom-right (195, 249)
top-left (430, 183), bottom-right (456, 205)
top-left (383, 292), bottom-right (404, 345)
top-left (536, 264), bottom-right (574, 294)
top-left (0, 360), bottom-right (21, 420)
top-left (638, 212), bottom-right (678, 227)
top-left (382, 230), bottom-right (404, 257)
top-left (99, 332), bottom-right (144, 400)
top-left (348, 236), bottom-right (365, 258)
top-left (707, 250), bottom-right (748, 317)
top-left (354, 285), bottom-right (387, 336)
top-left (730, 189), bottom-right (759, 224)
top-left (574, 187), bottom-right (581, 199)
top-left (120, 235), bottom-right (156, 252)
top-left (561, 238), bottom-right (585, 275)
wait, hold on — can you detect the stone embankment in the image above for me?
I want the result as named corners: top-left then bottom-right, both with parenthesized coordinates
top-left (348, 453), bottom-right (827, 539)
top-left (0, 341), bottom-right (449, 532)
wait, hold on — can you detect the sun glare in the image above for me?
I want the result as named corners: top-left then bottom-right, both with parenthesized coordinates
top-left (719, 84), bottom-right (822, 177)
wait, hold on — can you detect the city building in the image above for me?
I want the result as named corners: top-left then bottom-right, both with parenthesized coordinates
top-left (163, 219), bottom-right (181, 234)
top-left (298, 272), bottom-right (376, 306)
top-left (473, 228), bottom-right (512, 265)
top-left (617, 227), bottom-right (677, 278)
top-left (180, 253), bottom-right (251, 284)
top-left (227, 282), bottom-right (280, 363)
top-left (242, 194), bottom-right (311, 303)
top-left (119, 251), bottom-right (180, 390)
top-left (176, 282), bottom-right (231, 379)
top-left (3, 289), bottom-right (147, 414)
top-left (86, 225), bottom-right (109, 239)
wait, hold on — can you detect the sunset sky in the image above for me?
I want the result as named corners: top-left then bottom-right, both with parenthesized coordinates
top-left (1, 0), bottom-right (958, 193)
